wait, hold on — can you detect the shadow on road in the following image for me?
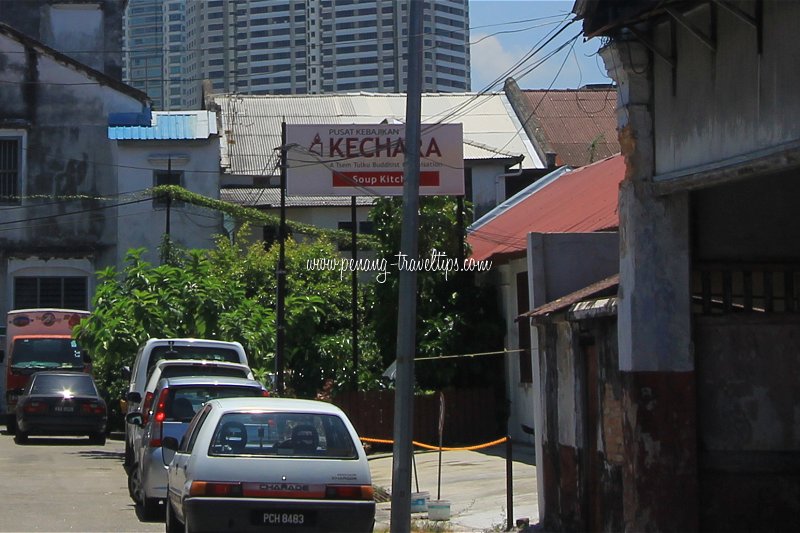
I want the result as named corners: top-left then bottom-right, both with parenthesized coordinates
top-left (74, 449), bottom-right (125, 461)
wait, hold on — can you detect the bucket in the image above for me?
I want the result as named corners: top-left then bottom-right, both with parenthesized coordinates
top-left (410, 491), bottom-right (429, 513)
top-left (427, 499), bottom-right (451, 521)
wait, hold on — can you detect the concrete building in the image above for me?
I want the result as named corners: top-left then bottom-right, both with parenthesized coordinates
top-left (123, 0), bottom-right (471, 110)
top-left (467, 154), bottom-right (623, 447)
top-left (530, 1), bottom-right (800, 530)
top-left (211, 91), bottom-right (543, 238)
top-left (0, 22), bottom-right (150, 316)
top-left (0, 0), bottom-right (125, 80)
top-left (108, 110), bottom-right (223, 267)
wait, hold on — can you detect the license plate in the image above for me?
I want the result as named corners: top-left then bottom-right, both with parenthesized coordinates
top-left (258, 511), bottom-right (313, 527)
top-left (54, 405), bottom-right (74, 413)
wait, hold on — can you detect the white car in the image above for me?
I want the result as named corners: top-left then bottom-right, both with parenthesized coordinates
top-left (123, 338), bottom-right (251, 467)
top-left (163, 397), bottom-right (375, 533)
top-left (125, 375), bottom-right (268, 519)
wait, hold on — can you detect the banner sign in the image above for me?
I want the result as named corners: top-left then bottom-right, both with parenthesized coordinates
top-left (285, 123), bottom-right (464, 196)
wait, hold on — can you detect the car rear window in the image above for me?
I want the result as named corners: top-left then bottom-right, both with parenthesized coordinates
top-left (165, 386), bottom-right (263, 422)
top-left (159, 365), bottom-right (249, 380)
top-left (146, 346), bottom-right (242, 377)
top-left (30, 374), bottom-right (97, 396)
top-left (209, 412), bottom-right (358, 459)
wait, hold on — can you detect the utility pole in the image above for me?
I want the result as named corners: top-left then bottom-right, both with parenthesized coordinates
top-left (351, 196), bottom-right (359, 390)
top-left (276, 121), bottom-right (287, 395)
top-left (390, 1), bottom-right (423, 531)
top-left (165, 155), bottom-right (171, 238)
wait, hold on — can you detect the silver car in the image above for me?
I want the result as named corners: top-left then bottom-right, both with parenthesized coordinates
top-left (163, 397), bottom-right (375, 533)
top-left (125, 376), bottom-right (268, 519)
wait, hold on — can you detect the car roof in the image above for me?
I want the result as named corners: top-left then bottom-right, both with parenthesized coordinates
top-left (156, 376), bottom-right (264, 389)
top-left (206, 397), bottom-right (345, 415)
top-left (31, 371), bottom-right (94, 379)
top-left (143, 338), bottom-right (242, 348)
top-left (153, 359), bottom-right (250, 370)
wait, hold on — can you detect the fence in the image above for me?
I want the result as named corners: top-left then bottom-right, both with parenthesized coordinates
top-left (332, 387), bottom-right (502, 447)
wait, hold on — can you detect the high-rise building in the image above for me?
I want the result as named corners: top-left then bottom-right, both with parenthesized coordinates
top-left (124, 0), bottom-right (470, 110)
top-left (123, 0), bottom-right (187, 110)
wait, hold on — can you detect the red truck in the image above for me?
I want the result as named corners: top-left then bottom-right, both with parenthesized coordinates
top-left (1, 309), bottom-right (90, 432)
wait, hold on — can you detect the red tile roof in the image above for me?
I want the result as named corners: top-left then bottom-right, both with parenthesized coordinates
top-left (467, 154), bottom-right (624, 262)
top-left (521, 88), bottom-right (619, 167)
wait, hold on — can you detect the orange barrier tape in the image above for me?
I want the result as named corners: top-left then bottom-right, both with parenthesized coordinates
top-left (361, 435), bottom-right (508, 451)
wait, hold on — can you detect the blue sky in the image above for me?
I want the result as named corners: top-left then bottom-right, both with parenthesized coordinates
top-left (468, 0), bottom-right (612, 91)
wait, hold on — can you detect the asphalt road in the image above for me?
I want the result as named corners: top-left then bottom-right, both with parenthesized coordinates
top-left (0, 430), bottom-right (162, 533)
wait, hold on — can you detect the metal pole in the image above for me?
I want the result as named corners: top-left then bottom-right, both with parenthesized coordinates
top-left (351, 196), bottom-right (359, 390)
top-left (276, 121), bottom-right (287, 396)
top-left (506, 436), bottom-right (514, 531)
top-left (390, 1), bottom-right (424, 530)
top-left (165, 155), bottom-right (171, 238)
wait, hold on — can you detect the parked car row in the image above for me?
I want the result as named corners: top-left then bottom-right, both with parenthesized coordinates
top-left (121, 337), bottom-right (376, 533)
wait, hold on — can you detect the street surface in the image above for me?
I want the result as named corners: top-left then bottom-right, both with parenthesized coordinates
top-left (0, 430), bottom-right (162, 532)
top-left (0, 428), bottom-right (539, 533)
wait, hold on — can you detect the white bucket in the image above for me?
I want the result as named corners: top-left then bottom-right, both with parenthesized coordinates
top-left (427, 499), bottom-right (451, 521)
top-left (410, 491), bottom-right (429, 513)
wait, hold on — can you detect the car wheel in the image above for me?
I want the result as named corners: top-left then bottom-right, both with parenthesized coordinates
top-left (127, 464), bottom-right (140, 503)
top-left (89, 432), bottom-right (106, 446)
top-left (141, 497), bottom-right (163, 521)
top-left (6, 415), bottom-right (17, 434)
top-left (13, 429), bottom-right (28, 445)
top-left (124, 439), bottom-right (133, 470)
top-left (165, 498), bottom-right (183, 533)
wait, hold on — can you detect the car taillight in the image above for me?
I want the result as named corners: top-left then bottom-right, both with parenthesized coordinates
top-left (189, 481), bottom-right (243, 497)
top-left (80, 401), bottom-right (106, 415)
top-left (23, 400), bottom-right (48, 414)
top-left (141, 391), bottom-right (154, 424)
top-left (261, 390), bottom-right (270, 397)
top-left (325, 485), bottom-right (374, 500)
top-left (148, 387), bottom-right (170, 448)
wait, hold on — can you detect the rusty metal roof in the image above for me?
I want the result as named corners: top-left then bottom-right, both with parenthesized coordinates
top-left (521, 88), bottom-right (619, 167)
top-left (466, 154), bottom-right (624, 262)
top-left (522, 273), bottom-right (619, 320)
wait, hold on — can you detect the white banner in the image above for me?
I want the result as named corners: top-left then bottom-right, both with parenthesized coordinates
top-left (285, 123), bottom-right (464, 196)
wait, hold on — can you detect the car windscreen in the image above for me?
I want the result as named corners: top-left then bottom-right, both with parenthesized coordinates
top-left (159, 366), bottom-right (249, 381)
top-left (11, 338), bottom-right (83, 369)
top-left (165, 386), bottom-right (263, 422)
top-left (30, 374), bottom-right (97, 396)
top-left (146, 346), bottom-right (242, 378)
top-left (209, 412), bottom-right (358, 459)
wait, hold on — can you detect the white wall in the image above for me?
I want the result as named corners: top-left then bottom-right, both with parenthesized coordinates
top-left (114, 141), bottom-right (222, 266)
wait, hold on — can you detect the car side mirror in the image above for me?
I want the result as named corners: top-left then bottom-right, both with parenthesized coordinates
top-left (126, 412), bottom-right (143, 427)
top-left (162, 436), bottom-right (179, 466)
top-left (121, 366), bottom-right (131, 380)
top-left (127, 391), bottom-right (142, 403)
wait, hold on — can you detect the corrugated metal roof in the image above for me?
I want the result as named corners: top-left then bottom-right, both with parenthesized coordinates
top-left (108, 111), bottom-right (218, 140)
top-left (523, 274), bottom-right (619, 320)
top-left (220, 187), bottom-right (379, 208)
top-left (521, 88), bottom-right (619, 167)
top-left (466, 154), bottom-right (624, 262)
top-left (213, 92), bottom-right (543, 177)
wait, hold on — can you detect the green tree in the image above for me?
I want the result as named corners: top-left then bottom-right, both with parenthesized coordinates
top-left (367, 197), bottom-right (505, 391)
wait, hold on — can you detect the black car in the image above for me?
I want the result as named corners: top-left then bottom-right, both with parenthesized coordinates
top-left (14, 371), bottom-right (107, 445)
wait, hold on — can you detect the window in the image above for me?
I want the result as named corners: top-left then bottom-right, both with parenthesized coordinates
top-left (153, 169), bottom-right (184, 207)
top-left (0, 137), bottom-right (21, 203)
top-left (14, 276), bottom-right (88, 310)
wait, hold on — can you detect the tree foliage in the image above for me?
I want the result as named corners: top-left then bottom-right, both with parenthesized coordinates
top-left (367, 196), bottom-right (506, 391)
top-left (74, 229), bottom-right (380, 412)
